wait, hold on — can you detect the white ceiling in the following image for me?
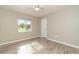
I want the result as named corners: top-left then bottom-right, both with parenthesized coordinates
top-left (0, 5), bottom-right (68, 18)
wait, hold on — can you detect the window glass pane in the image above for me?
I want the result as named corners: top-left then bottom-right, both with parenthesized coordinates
top-left (18, 19), bottom-right (32, 32)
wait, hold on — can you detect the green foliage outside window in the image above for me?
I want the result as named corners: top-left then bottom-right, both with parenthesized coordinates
top-left (18, 19), bottom-right (31, 32)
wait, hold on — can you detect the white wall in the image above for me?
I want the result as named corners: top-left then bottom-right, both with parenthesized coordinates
top-left (0, 8), bottom-right (41, 44)
top-left (45, 6), bottom-right (79, 46)
top-left (0, 14), bottom-right (1, 41)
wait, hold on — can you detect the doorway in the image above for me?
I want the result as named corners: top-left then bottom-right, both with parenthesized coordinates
top-left (41, 18), bottom-right (47, 37)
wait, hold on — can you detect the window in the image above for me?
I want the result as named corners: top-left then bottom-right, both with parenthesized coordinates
top-left (18, 18), bottom-right (32, 32)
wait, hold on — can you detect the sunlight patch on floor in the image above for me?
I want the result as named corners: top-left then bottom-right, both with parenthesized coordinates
top-left (17, 44), bottom-right (35, 54)
top-left (17, 41), bottom-right (44, 54)
top-left (31, 41), bottom-right (44, 51)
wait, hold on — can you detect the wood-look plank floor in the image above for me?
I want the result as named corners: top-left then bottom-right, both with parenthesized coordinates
top-left (0, 37), bottom-right (79, 54)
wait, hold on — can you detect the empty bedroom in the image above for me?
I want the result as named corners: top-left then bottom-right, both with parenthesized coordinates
top-left (0, 5), bottom-right (79, 54)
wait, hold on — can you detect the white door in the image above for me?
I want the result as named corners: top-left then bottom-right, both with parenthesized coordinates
top-left (41, 18), bottom-right (47, 37)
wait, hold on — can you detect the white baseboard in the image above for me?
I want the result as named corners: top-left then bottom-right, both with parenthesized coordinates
top-left (46, 37), bottom-right (79, 48)
top-left (0, 35), bottom-right (40, 46)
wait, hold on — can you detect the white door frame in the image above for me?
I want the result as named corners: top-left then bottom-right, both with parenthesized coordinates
top-left (41, 18), bottom-right (47, 37)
